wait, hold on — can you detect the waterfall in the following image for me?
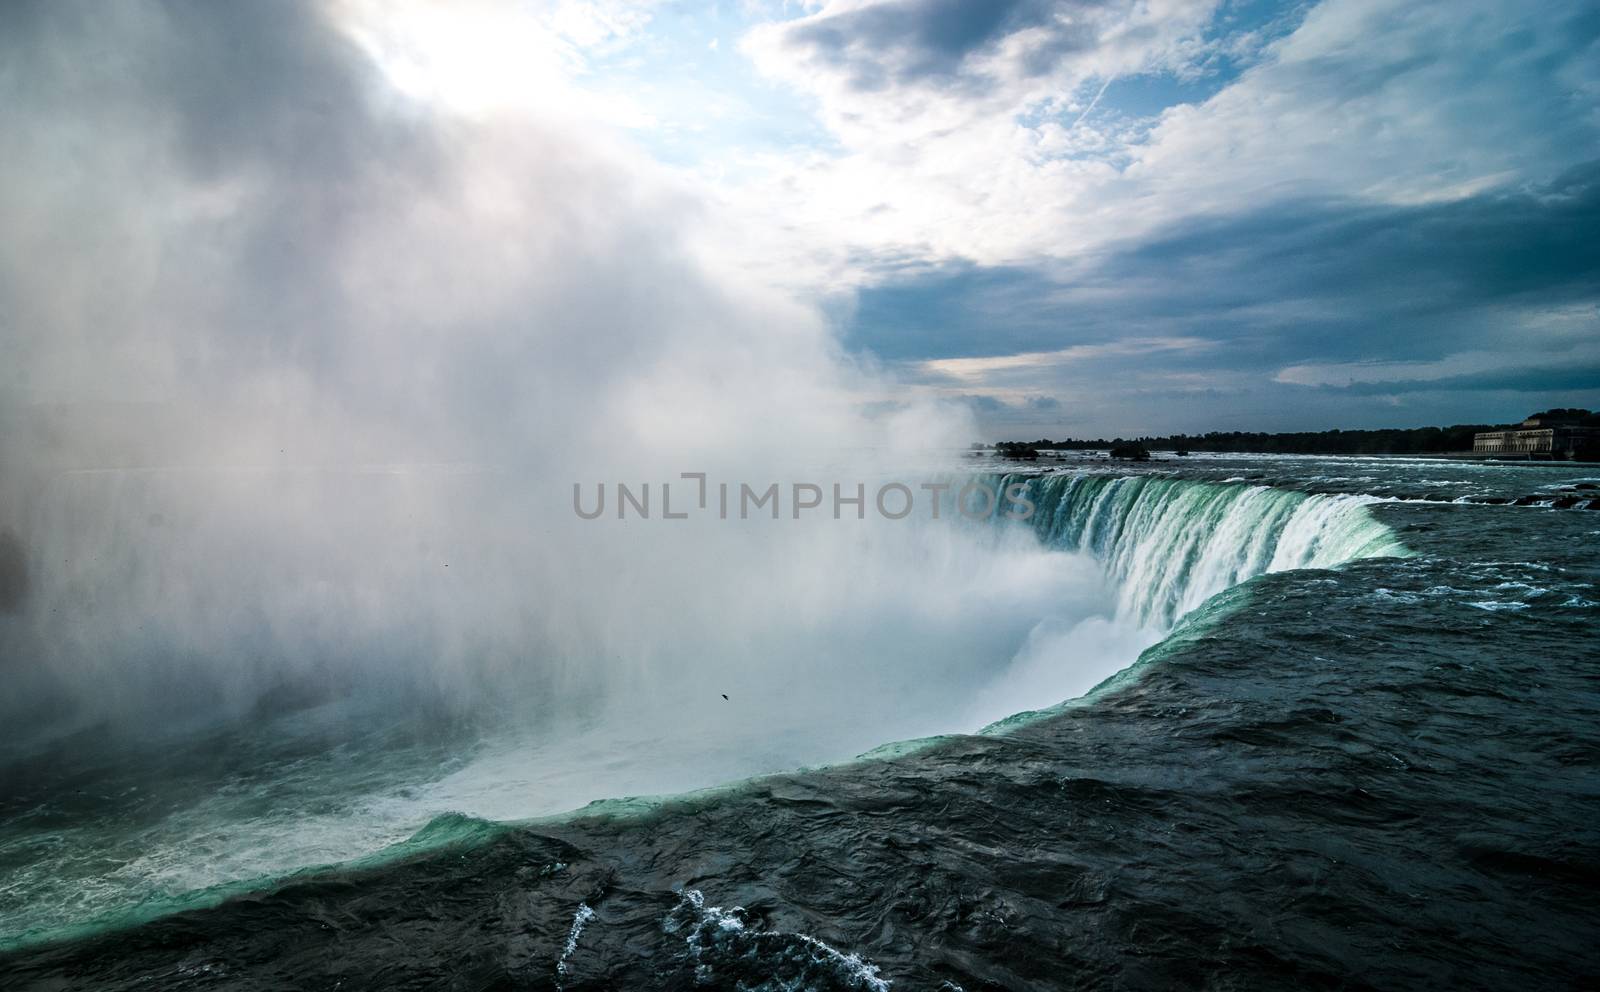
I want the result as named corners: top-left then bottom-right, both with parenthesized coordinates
top-left (956, 471), bottom-right (1409, 730)
top-left (993, 473), bottom-right (1408, 630)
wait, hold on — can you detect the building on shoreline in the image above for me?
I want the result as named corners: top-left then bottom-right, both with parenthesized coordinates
top-left (1473, 413), bottom-right (1600, 460)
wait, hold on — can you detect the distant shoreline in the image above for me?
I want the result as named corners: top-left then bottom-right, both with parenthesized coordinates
top-left (982, 447), bottom-right (1600, 465)
top-left (985, 409), bottom-right (1600, 462)
top-left (979, 448), bottom-right (1593, 467)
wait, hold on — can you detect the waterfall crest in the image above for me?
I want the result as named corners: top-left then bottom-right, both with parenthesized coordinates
top-left (995, 472), bottom-right (1408, 629)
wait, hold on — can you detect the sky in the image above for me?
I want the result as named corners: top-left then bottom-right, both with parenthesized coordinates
top-left (3, 0), bottom-right (1598, 444)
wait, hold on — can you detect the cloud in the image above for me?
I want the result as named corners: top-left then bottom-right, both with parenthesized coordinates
top-left (957, 392), bottom-right (1010, 413)
top-left (947, 392), bottom-right (1066, 421)
top-left (728, 0), bottom-right (1600, 286)
top-left (921, 338), bottom-right (1215, 380)
top-left (1129, 0), bottom-right (1600, 209)
top-left (846, 160), bottom-right (1600, 434)
top-left (773, 0), bottom-right (1098, 92)
top-left (1311, 364), bottom-right (1600, 397)
top-left (754, 0), bottom-right (1218, 103)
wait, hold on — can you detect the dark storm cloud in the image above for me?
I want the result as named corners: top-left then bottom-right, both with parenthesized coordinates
top-left (939, 393), bottom-right (1066, 423)
top-left (1327, 364), bottom-right (1600, 397)
top-left (778, 0), bottom-right (1104, 91)
top-left (958, 392), bottom-right (1011, 412)
top-left (845, 158), bottom-right (1600, 374)
top-left (1119, 162), bottom-right (1600, 365)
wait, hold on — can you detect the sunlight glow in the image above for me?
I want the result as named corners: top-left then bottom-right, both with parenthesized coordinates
top-left (337, 0), bottom-right (575, 116)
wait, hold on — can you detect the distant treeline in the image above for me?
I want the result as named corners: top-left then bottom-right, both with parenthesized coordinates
top-left (990, 409), bottom-right (1599, 457)
top-left (1001, 425), bottom-right (1495, 456)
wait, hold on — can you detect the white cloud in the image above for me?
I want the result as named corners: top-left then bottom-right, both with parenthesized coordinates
top-left (716, 0), bottom-right (1600, 287)
top-left (923, 336), bottom-right (1214, 382)
top-left (1129, 0), bottom-right (1600, 209)
top-left (338, 0), bottom-right (662, 124)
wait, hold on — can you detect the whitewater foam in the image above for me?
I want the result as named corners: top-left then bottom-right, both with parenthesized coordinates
top-left (665, 889), bottom-right (891, 992)
top-left (960, 473), bottom-right (1408, 726)
top-left (987, 474), bottom-right (1406, 628)
top-left (556, 903), bottom-right (596, 988)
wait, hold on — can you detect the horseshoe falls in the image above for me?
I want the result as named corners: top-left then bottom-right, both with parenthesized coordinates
top-left (957, 472), bottom-right (1411, 727)
top-left (1008, 473), bottom-right (1408, 627)
top-left (0, 464), bottom-right (1405, 953)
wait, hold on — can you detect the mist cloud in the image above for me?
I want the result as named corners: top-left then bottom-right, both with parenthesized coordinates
top-left (0, 0), bottom-right (1025, 740)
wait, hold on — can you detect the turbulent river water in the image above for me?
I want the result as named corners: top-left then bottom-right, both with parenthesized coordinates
top-left (2, 453), bottom-right (1597, 990)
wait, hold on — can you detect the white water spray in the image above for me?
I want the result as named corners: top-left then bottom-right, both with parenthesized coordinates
top-left (963, 472), bottom-right (1407, 725)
